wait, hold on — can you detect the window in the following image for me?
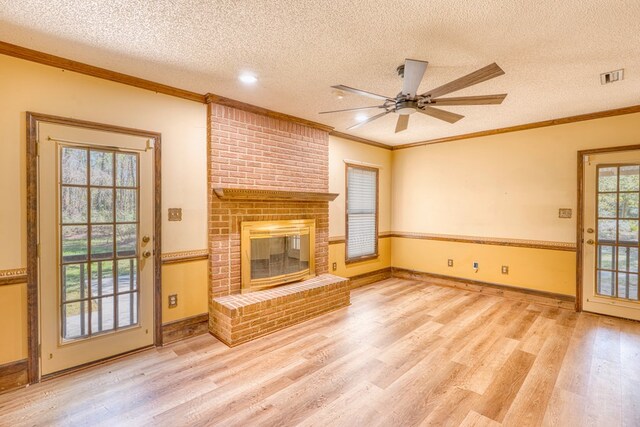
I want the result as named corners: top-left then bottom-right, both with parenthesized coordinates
top-left (346, 164), bottom-right (378, 262)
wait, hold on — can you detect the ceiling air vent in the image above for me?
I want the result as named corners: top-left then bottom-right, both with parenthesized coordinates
top-left (601, 69), bottom-right (624, 85)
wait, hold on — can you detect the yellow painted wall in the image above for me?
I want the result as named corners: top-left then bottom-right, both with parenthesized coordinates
top-left (391, 238), bottom-right (576, 296)
top-left (392, 112), bottom-right (640, 296)
top-left (0, 283), bottom-right (28, 365)
top-left (0, 54), bottom-right (209, 364)
top-left (161, 260), bottom-right (209, 323)
top-left (329, 237), bottom-right (391, 278)
top-left (328, 135), bottom-right (392, 277)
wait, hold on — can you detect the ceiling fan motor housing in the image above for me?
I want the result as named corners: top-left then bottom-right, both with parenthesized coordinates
top-left (396, 100), bottom-right (418, 115)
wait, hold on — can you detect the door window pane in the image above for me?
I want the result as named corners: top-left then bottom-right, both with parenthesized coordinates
top-left (62, 225), bottom-right (88, 263)
top-left (91, 297), bottom-right (115, 333)
top-left (598, 167), bottom-right (617, 192)
top-left (91, 261), bottom-right (114, 297)
top-left (117, 259), bottom-right (137, 292)
top-left (597, 270), bottom-right (614, 296)
top-left (116, 189), bottom-right (137, 222)
top-left (617, 246), bottom-right (638, 272)
top-left (63, 301), bottom-right (88, 340)
top-left (116, 224), bottom-right (137, 257)
top-left (62, 187), bottom-right (87, 223)
top-left (91, 225), bottom-right (114, 260)
top-left (598, 193), bottom-right (617, 218)
top-left (116, 153), bottom-right (137, 187)
top-left (117, 293), bottom-right (137, 328)
top-left (90, 151), bottom-right (113, 186)
top-left (62, 263), bottom-right (88, 302)
top-left (598, 220), bottom-right (617, 242)
top-left (619, 193), bottom-right (639, 218)
top-left (598, 245), bottom-right (615, 269)
top-left (619, 166), bottom-right (640, 191)
top-left (90, 188), bottom-right (114, 223)
top-left (61, 147), bottom-right (87, 185)
top-left (618, 220), bottom-right (639, 243)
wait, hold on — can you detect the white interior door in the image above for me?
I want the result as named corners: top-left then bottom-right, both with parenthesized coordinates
top-left (38, 122), bottom-right (155, 376)
top-left (582, 150), bottom-right (640, 320)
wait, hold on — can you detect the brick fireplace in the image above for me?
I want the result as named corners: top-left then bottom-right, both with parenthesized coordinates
top-left (206, 99), bottom-right (349, 344)
top-left (207, 97), bottom-right (342, 291)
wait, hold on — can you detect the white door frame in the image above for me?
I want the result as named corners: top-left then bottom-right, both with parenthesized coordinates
top-left (576, 143), bottom-right (640, 313)
top-left (26, 112), bottom-right (162, 383)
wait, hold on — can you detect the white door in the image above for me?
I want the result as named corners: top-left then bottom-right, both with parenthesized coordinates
top-left (38, 121), bottom-right (155, 376)
top-left (582, 150), bottom-right (640, 320)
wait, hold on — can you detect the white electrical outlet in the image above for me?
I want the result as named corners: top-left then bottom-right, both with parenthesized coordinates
top-left (502, 265), bottom-right (509, 274)
top-left (448, 259), bottom-right (454, 267)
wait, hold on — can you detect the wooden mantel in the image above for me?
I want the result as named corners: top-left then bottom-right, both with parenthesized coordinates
top-left (213, 188), bottom-right (339, 202)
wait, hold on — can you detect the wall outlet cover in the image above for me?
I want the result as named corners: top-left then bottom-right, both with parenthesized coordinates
top-left (168, 294), bottom-right (178, 308)
top-left (332, 262), bottom-right (337, 271)
top-left (502, 265), bottom-right (509, 274)
top-left (447, 259), bottom-right (454, 267)
top-left (473, 262), bottom-right (479, 269)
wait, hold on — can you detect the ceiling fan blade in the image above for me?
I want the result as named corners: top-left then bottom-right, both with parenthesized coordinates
top-left (431, 93), bottom-right (507, 106)
top-left (421, 63), bottom-right (505, 99)
top-left (401, 59), bottom-right (428, 98)
top-left (347, 110), bottom-right (392, 130)
top-left (395, 115), bottom-right (409, 133)
top-left (331, 84), bottom-right (393, 101)
top-left (417, 106), bottom-right (464, 124)
top-left (319, 105), bottom-right (386, 114)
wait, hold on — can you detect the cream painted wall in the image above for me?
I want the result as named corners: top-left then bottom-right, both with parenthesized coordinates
top-left (0, 54), bottom-right (208, 364)
top-left (328, 135), bottom-right (392, 237)
top-left (392, 112), bottom-right (640, 242)
top-left (0, 53), bottom-right (208, 270)
top-left (391, 112), bottom-right (640, 296)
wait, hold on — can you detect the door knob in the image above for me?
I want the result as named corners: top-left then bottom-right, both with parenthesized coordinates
top-left (142, 235), bottom-right (151, 243)
top-left (586, 228), bottom-right (594, 233)
top-left (142, 250), bottom-right (152, 258)
top-left (586, 239), bottom-right (595, 245)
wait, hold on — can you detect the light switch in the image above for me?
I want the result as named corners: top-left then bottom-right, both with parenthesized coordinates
top-left (558, 208), bottom-right (572, 219)
top-left (168, 208), bottom-right (182, 221)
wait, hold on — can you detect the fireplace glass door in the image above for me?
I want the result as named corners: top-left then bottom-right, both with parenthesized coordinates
top-left (241, 219), bottom-right (316, 293)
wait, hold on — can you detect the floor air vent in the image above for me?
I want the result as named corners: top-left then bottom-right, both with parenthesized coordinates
top-left (601, 69), bottom-right (624, 85)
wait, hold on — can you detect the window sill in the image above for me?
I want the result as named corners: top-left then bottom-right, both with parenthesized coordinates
top-left (345, 254), bottom-right (379, 265)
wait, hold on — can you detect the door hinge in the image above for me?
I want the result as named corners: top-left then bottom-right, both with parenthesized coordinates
top-left (38, 343), bottom-right (41, 358)
top-left (36, 142), bottom-right (40, 157)
top-left (37, 243), bottom-right (41, 258)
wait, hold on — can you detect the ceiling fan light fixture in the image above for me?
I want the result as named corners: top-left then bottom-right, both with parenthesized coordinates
top-left (238, 73), bottom-right (258, 84)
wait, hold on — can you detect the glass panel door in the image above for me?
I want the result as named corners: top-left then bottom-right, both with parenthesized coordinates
top-left (596, 165), bottom-right (640, 302)
top-left (60, 146), bottom-right (140, 341)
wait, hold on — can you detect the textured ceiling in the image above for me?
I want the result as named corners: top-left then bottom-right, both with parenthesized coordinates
top-left (1, 0), bottom-right (639, 146)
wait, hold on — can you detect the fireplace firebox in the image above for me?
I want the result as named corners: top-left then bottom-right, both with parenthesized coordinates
top-left (240, 219), bottom-right (316, 293)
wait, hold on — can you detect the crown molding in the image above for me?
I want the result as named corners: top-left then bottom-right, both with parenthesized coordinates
top-left (329, 131), bottom-right (392, 150)
top-left (0, 40), bottom-right (206, 103)
top-left (393, 104), bottom-right (640, 150)
top-left (205, 93), bottom-right (334, 132)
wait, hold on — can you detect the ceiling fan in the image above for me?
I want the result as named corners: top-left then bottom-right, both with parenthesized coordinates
top-left (320, 59), bottom-right (506, 133)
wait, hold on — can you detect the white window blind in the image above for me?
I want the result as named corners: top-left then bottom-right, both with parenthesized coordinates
top-left (346, 165), bottom-right (378, 260)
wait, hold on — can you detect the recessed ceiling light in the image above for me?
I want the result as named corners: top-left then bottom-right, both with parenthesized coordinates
top-left (238, 73), bottom-right (257, 84)
top-left (356, 113), bottom-right (368, 122)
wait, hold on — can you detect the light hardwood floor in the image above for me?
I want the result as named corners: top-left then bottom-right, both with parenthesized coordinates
top-left (1, 278), bottom-right (639, 426)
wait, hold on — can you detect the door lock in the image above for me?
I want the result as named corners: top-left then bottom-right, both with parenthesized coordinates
top-left (142, 235), bottom-right (151, 243)
top-left (586, 239), bottom-right (595, 245)
top-left (586, 228), bottom-right (594, 233)
top-left (142, 250), bottom-right (152, 258)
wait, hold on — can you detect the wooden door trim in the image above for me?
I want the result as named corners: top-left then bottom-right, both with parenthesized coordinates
top-left (26, 112), bottom-right (163, 384)
top-left (576, 143), bottom-right (640, 312)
